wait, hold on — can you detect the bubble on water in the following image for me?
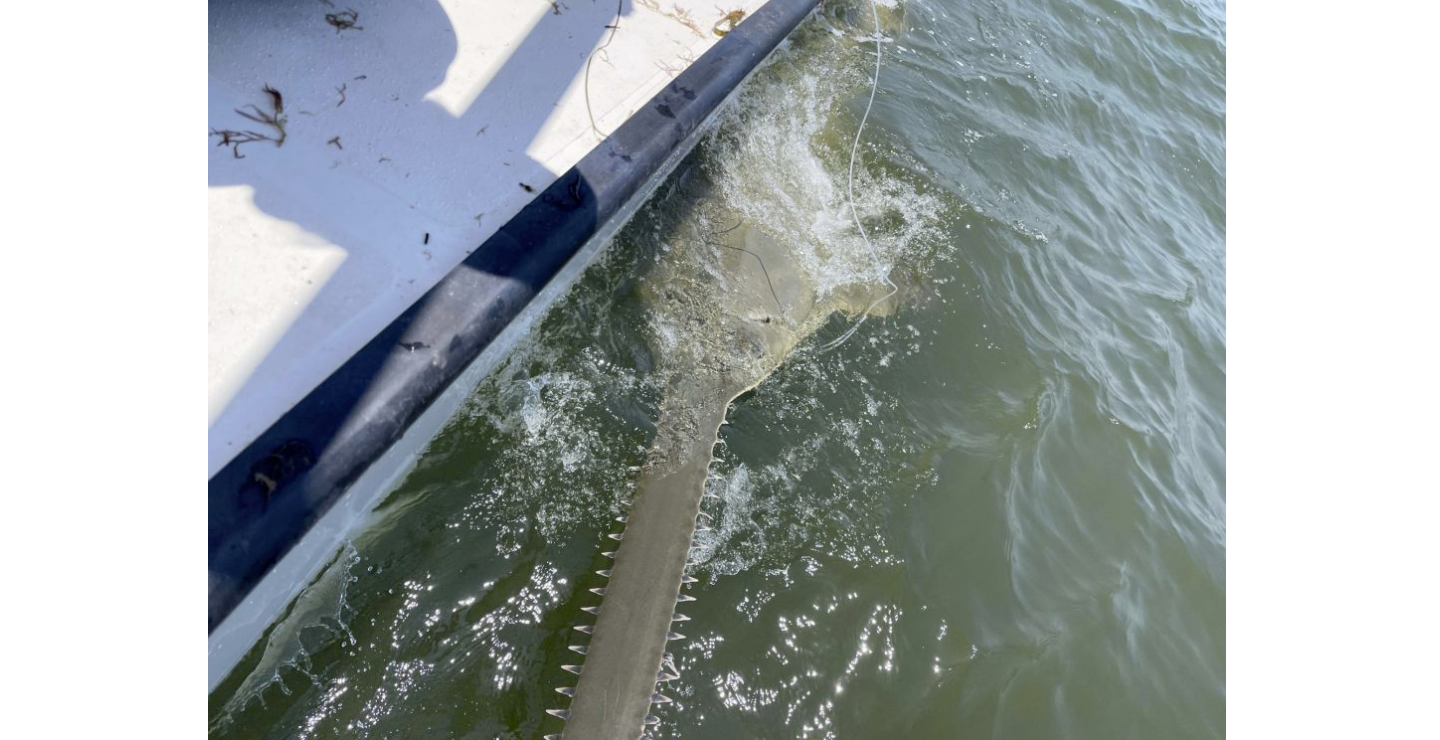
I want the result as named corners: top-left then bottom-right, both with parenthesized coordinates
top-left (433, 317), bottom-right (655, 550)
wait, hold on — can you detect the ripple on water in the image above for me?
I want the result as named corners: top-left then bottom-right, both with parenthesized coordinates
top-left (210, 1), bottom-right (1224, 737)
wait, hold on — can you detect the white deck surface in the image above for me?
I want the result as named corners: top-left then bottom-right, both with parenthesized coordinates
top-left (209, 0), bottom-right (762, 476)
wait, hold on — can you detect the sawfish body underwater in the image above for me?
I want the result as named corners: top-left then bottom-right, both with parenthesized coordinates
top-left (550, 216), bottom-right (895, 740)
top-left (550, 5), bottom-right (917, 736)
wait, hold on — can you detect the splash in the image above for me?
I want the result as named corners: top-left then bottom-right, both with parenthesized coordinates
top-left (703, 12), bottom-right (948, 306)
top-left (211, 542), bottom-right (360, 729)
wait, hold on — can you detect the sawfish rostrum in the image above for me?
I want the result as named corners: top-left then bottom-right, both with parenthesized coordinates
top-left (550, 215), bottom-right (894, 740)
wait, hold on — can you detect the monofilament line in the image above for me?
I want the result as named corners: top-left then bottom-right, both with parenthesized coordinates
top-left (586, 0), bottom-right (625, 139)
top-left (821, 0), bottom-right (897, 352)
top-left (713, 218), bottom-right (785, 311)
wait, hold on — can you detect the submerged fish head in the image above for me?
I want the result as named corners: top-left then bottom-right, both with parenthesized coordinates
top-left (642, 216), bottom-right (893, 397)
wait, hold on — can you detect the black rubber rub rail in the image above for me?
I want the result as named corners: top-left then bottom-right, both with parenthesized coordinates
top-left (209, 0), bottom-right (819, 631)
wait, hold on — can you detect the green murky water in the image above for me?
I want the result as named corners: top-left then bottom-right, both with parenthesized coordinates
top-left (209, 0), bottom-right (1225, 737)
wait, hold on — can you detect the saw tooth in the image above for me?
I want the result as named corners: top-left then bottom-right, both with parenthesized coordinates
top-left (545, 708), bottom-right (570, 720)
top-left (582, 606), bottom-right (601, 615)
top-left (697, 512), bottom-right (713, 522)
top-left (645, 715), bottom-right (660, 726)
top-left (681, 576), bottom-right (698, 584)
top-left (615, 516), bottom-right (628, 523)
top-left (672, 613), bottom-right (690, 622)
top-left (652, 693), bottom-right (674, 704)
top-left (574, 625), bottom-right (593, 634)
top-left (607, 533), bottom-right (624, 541)
top-left (601, 551), bottom-right (615, 559)
top-left (545, 735), bottom-right (561, 740)
top-left (569, 645), bottom-right (589, 655)
top-left (596, 569), bottom-right (612, 578)
top-left (555, 687), bottom-right (575, 696)
top-left (590, 587), bottom-right (607, 596)
top-left (561, 664), bottom-right (582, 675)
top-left (658, 671), bottom-right (680, 681)
top-left (677, 594), bottom-right (696, 603)
top-left (663, 652), bottom-right (674, 662)
top-left (667, 631), bottom-right (685, 640)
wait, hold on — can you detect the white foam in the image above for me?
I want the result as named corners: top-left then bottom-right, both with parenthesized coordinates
top-left (703, 30), bottom-right (948, 305)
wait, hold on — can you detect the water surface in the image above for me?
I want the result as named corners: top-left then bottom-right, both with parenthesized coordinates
top-left (210, 1), bottom-right (1225, 737)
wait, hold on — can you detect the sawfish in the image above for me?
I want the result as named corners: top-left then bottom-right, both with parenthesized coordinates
top-left (548, 212), bottom-right (895, 740)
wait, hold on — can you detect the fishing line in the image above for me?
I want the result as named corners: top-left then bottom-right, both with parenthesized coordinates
top-left (712, 218), bottom-right (785, 311)
top-left (820, 0), bottom-right (896, 352)
top-left (586, 0), bottom-right (625, 139)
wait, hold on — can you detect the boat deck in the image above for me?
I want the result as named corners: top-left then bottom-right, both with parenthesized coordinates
top-left (209, 0), bottom-right (762, 476)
